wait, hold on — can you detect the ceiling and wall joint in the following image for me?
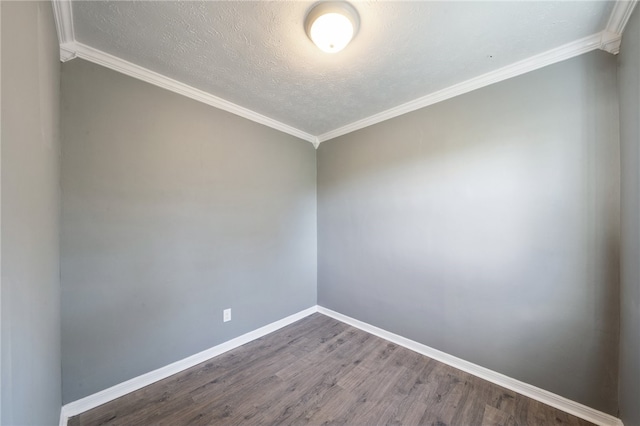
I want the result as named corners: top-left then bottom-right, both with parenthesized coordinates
top-left (50, 0), bottom-right (637, 147)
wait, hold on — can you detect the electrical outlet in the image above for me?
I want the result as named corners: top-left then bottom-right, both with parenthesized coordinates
top-left (223, 308), bottom-right (231, 322)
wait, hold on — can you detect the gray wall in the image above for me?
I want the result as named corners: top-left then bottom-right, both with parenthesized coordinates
top-left (317, 51), bottom-right (620, 414)
top-left (1, 1), bottom-right (62, 424)
top-left (618, 7), bottom-right (640, 426)
top-left (60, 59), bottom-right (317, 403)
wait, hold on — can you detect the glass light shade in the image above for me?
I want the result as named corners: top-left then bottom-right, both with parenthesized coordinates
top-left (309, 13), bottom-right (354, 53)
top-left (305, 2), bottom-right (360, 54)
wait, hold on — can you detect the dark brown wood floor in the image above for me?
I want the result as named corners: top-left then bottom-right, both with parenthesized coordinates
top-left (69, 313), bottom-right (594, 426)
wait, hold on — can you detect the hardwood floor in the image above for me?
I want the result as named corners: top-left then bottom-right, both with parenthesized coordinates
top-left (68, 314), bottom-right (594, 426)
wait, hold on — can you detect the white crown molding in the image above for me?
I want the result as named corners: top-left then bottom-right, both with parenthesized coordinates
top-left (50, 2), bottom-right (315, 143)
top-left (600, 30), bottom-right (624, 55)
top-left (59, 306), bottom-right (319, 426)
top-left (316, 32), bottom-right (602, 144)
top-left (311, 136), bottom-right (320, 149)
top-left (51, 0), bottom-right (75, 61)
top-left (52, 2), bottom-right (636, 145)
top-left (317, 306), bottom-right (624, 426)
top-left (606, 0), bottom-right (638, 35)
top-left (60, 41), bottom-right (317, 144)
top-left (600, 1), bottom-right (638, 54)
top-left (59, 42), bottom-right (77, 62)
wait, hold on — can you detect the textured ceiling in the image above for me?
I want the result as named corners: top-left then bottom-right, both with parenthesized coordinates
top-left (72, 1), bottom-right (613, 136)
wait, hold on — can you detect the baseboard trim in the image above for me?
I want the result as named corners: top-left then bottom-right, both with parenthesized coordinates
top-left (59, 305), bottom-right (319, 426)
top-left (317, 306), bottom-right (622, 426)
top-left (59, 304), bottom-right (622, 426)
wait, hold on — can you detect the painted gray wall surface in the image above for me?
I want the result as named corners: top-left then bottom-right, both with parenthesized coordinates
top-left (1, 1), bottom-right (62, 424)
top-left (60, 59), bottom-right (317, 403)
top-left (618, 7), bottom-right (640, 426)
top-left (317, 51), bottom-right (620, 414)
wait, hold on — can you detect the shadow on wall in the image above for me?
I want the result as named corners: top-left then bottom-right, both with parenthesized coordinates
top-left (317, 51), bottom-right (619, 413)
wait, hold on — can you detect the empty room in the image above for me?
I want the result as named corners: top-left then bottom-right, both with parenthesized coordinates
top-left (1, 0), bottom-right (639, 425)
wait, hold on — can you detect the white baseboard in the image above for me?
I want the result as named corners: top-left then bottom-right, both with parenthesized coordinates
top-left (59, 305), bottom-right (319, 426)
top-left (60, 305), bottom-right (622, 426)
top-left (317, 306), bottom-right (623, 426)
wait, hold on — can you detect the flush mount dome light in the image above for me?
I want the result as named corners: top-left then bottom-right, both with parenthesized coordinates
top-left (305, 2), bottom-right (360, 53)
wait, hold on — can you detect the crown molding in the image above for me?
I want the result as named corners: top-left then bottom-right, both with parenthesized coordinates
top-left (606, 0), bottom-right (638, 35)
top-left (59, 42), bottom-right (77, 62)
top-left (311, 136), bottom-right (320, 149)
top-left (600, 1), bottom-right (638, 54)
top-left (53, 0), bottom-right (636, 146)
top-left (316, 32), bottom-right (602, 144)
top-left (50, 0), bottom-right (315, 144)
top-left (51, 0), bottom-right (75, 61)
top-left (61, 41), bottom-right (317, 144)
top-left (600, 31), bottom-right (624, 55)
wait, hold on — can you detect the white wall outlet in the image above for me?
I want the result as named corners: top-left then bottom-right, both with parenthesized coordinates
top-left (223, 308), bottom-right (231, 322)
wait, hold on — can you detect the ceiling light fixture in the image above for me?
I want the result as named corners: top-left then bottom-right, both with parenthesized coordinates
top-left (305, 2), bottom-right (360, 54)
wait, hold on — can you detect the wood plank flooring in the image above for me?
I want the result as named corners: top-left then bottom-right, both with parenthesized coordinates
top-left (68, 314), bottom-right (595, 426)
